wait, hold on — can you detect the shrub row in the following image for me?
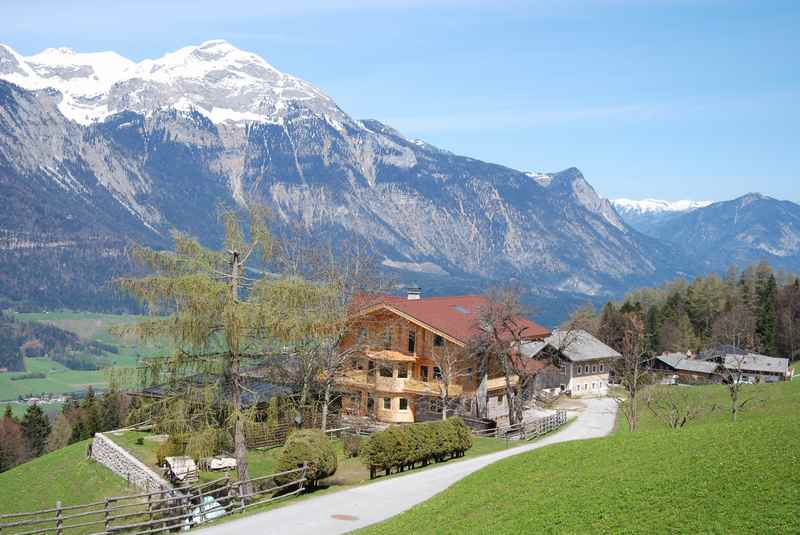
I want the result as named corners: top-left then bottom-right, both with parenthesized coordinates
top-left (275, 429), bottom-right (337, 489)
top-left (362, 418), bottom-right (472, 478)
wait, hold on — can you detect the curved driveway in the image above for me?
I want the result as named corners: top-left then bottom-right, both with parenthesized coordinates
top-left (199, 397), bottom-right (617, 535)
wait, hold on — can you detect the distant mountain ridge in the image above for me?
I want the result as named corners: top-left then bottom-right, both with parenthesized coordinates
top-left (1, 40), bottom-right (798, 322)
top-left (0, 40), bottom-right (689, 319)
top-left (612, 198), bottom-right (712, 235)
top-left (645, 193), bottom-right (800, 272)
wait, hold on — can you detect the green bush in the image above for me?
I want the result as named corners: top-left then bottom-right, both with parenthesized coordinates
top-left (343, 433), bottom-right (362, 458)
top-left (275, 430), bottom-right (337, 489)
top-left (363, 418), bottom-right (472, 478)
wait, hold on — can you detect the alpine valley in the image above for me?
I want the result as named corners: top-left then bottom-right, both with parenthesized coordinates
top-left (1, 40), bottom-right (798, 323)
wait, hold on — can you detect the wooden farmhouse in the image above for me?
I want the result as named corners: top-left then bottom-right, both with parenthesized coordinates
top-left (520, 330), bottom-right (621, 397)
top-left (336, 290), bottom-right (550, 424)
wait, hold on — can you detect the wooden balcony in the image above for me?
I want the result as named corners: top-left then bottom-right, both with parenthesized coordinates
top-left (335, 369), bottom-right (462, 397)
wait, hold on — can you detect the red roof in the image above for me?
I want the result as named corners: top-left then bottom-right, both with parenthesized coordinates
top-left (357, 294), bottom-right (550, 344)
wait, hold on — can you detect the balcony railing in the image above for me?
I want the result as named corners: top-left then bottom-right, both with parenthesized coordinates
top-left (335, 370), bottom-right (462, 397)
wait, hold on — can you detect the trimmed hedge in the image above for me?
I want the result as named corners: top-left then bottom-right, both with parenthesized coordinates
top-left (362, 418), bottom-right (472, 479)
top-left (274, 429), bottom-right (337, 488)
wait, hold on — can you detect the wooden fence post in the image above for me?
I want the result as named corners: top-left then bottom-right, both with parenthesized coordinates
top-left (104, 498), bottom-right (111, 532)
top-left (147, 491), bottom-right (153, 523)
top-left (301, 462), bottom-right (308, 493)
top-left (55, 501), bottom-right (62, 535)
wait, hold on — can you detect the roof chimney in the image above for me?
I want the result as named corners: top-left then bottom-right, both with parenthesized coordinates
top-left (406, 286), bottom-right (422, 300)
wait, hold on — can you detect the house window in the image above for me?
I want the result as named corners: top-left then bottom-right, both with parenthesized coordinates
top-left (592, 365), bottom-right (597, 374)
top-left (398, 364), bottom-right (408, 379)
top-left (599, 364), bottom-right (605, 373)
top-left (577, 366), bottom-right (582, 375)
top-left (592, 382), bottom-right (597, 390)
top-left (408, 330), bottom-right (416, 353)
top-left (368, 360), bottom-right (376, 374)
top-left (383, 398), bottom-right (392, 410)
top-left (420, 365), bottom-right (429, 382)
top-left (497, 394), bottom-right (504, 403)
top-left (433, 367), bottom-right (443, 380)
top-left (379, 364), bottom-right (393, 378)
top-left (383, 327), bottom-right (392, 350)
top-left (399, 398), bottom-right (409, 411)
top-left (433, 335), bottom-right (444, 347)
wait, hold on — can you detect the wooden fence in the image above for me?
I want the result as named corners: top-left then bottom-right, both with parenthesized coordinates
top-left (472, 410), bottom-right (568, 440)
top-left (0, 466), bottom-right (307, 535)
top-left (245, 413), bottom-right (341, 449)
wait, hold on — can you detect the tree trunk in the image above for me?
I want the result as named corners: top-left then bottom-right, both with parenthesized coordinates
top-left (229, 252), bottom-right (251, 498)
top-left (441, 390), bottom-right (448, 420)
top-left (503, 354), bottom-right (516, 426)
top-left (321, 380), bottom-right (331, 432)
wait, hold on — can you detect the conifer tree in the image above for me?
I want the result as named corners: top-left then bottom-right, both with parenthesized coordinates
top-left (756, 273), bottom-right (778, 355)
top-left (82, 386), bottom-right (101, 437)
top-left (21, 404), bottom-right (51, 458)
top-left (117, 208), bottom-right (324, 496)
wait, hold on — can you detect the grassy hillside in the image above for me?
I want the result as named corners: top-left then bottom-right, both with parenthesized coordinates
top-left (617, 379), bottom-right (800, 434)
top-left (0, 440), bottom-right (132, 515)
top-left (362, 381), bottom-right (800, 534)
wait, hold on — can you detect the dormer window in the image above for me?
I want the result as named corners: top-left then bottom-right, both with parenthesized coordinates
top-left (433, 334), bottom-right (444, 347)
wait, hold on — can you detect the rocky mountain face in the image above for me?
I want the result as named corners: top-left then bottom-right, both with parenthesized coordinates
top-left (611, 198), bottom-right (712, 235)
top-left (645, 194), bottom-right (800, 273)
top-left (1, 40), bottom-right (688, 317)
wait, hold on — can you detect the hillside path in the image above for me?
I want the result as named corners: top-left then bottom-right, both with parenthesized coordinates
top-left (199, 397), bottom-right (617, 535)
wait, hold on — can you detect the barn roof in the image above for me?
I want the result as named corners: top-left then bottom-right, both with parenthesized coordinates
top-left (655, 353), bottom-right (718, 374)
top-left (723, 353), bottom-right (789, 375)
top-left (520, 330), bottom-right (621, 362)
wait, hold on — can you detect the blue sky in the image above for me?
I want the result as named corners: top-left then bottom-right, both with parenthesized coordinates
top-left (3, 0), bottom-right (799, 202)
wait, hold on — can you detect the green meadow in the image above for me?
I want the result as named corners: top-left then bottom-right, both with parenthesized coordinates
top-left (1, 312), bottom-right (168, 401)
top-left (361, 380), bottom-right (800, 534)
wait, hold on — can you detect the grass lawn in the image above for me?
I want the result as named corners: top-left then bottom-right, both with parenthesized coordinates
top-left (361, 381), bottom-right (800, 535)
top-left (0, 440), bottom-right (133, 515)
top-left (615, 379), bottom-right (800, 434)
top-left (106, 430), bottom-right (519, 487)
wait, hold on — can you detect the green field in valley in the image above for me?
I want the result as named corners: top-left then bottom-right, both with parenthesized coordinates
top-left (361, 380), bottom-right (800, 534)
top-left (0, 311), bottom-right (167, 401)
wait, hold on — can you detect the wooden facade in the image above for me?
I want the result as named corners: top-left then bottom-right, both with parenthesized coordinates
top-left (337, 308), bottom-right (473, 423)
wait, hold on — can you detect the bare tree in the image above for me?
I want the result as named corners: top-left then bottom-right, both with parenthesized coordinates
top-left (468, 288), bottom-right (534, 426)
top-left (273, 233), bottom-right (381, 431)
top-left (643, 387), bottom-right (716, 429)
top-left (429, 343), bottom-right (471, 420)
top-left (612, 314), bottom-right (651, 432)
top-left (713, 353), bottom-right (757, 422)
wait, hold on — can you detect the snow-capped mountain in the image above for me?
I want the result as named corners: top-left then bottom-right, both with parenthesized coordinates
top-left (612, 198), bottom-right (713, 214)
top-left (0, 40), bottom-right (690, 316)
top-left (611, 198), bottom-right (712, 235)
top-left (646, 194), bottom-right (800, 272)
top-left (0, 40), bottom-right (347, 127)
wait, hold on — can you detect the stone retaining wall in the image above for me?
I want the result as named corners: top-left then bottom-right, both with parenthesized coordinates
top-left (91, 432), bottom-right (171, 492)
